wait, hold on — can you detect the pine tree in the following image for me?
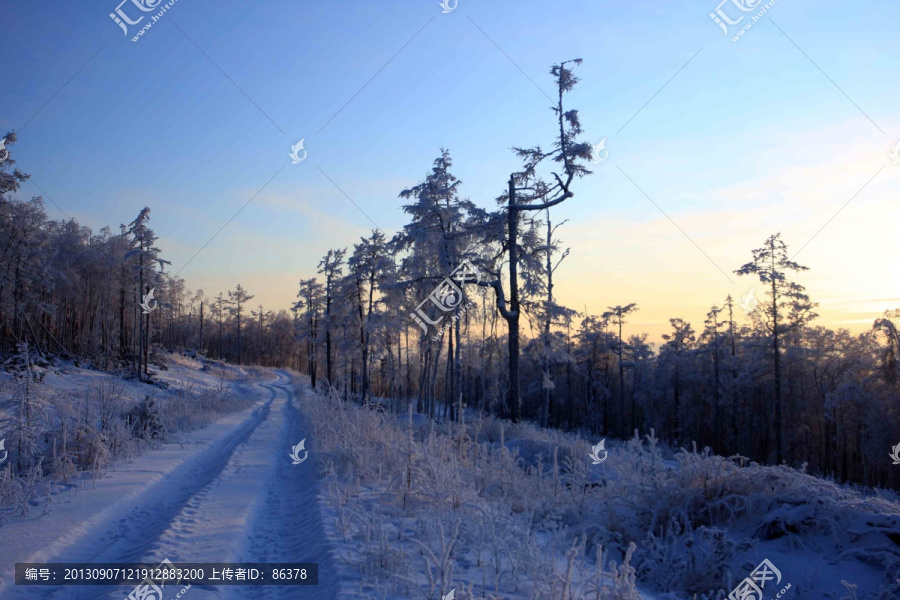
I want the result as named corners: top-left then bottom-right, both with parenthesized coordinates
top-left (539, 211), bottom-right (576, 428)
top-left (701, 304), bottom-right (723, 450)
top-left (295, 278), bottom-right (324, 389)
top-left (348, 230), bottom-right (391, 405)
top-left (126, 208), bottom-right (169, 381)
top-left (661, 318), bottom-right (696, 441)
top-left (396, 149), bottom-right (476, 419)
top-left (227, 284), bottom-right (254, 364)
top-left (318, 249), bottom-right (346, 387)
top-left (735, 233), bottom-right (817, 464)
top-left (481, 59), bottom-right (591, 422)
top-left (602, 304), bottom-right (639, 435)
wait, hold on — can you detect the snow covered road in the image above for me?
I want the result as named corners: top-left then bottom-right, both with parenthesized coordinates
top-left (0, 370), bottom-right (340, 600)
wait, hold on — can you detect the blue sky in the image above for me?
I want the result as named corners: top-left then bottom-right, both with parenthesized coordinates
top-left (2, 0), bottom-right (898, 339)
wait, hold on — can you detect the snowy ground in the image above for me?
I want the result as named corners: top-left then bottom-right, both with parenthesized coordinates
top-left (0, 367), bottom-right (340, 600)
top-left (301, 392), bottom-right (900, 600)
top-left (1, 360), bottom-right (899, 600)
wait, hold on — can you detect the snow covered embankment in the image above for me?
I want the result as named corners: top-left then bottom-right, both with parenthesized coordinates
top-left (301, 388), bottom-right (645, 600)
top-left (300, 388), bottom-right (900, 600)
top-left (0, 364), bottom-right (341, 600)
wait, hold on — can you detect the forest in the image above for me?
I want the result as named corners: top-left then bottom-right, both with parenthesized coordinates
top-left (1, 61), bottom-right (898, 498)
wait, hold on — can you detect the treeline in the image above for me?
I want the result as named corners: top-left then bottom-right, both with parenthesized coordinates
top-left (2, 62), bottom-right (898, 491)
top-left (287, 62), bottom-right (900, 490)
top-left (0, 133), bottom-right (297, 377)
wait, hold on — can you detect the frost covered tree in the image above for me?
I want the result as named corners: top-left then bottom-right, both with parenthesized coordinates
top-left (573, 314), bottom-right (614, 433)
top-left (602, 303), bottom-right (639, 435)
top-left (478, 59), bottom-right (592, 423)
top-left (395, 149), bottom-right (477, 418)
top-left (661, 318), bottom-right (696, 441)
top-left (318, 249), bottom-right (346, 387)
top-left (700, 304), bottom-right (724, 449)
top-left (536, 210), bottom-right (576, 428)
top-left (348, 230), bottom-right (392, 404)
top-left (126, 208), bottom-right (169, 381)
top-left (250, 304), bottom-right (272, 365)
top-left (0, 132), bottom-right (29, 197)
top-left (295, 278), bottom-right (324, 389)
top-left (735, 233), bottom-right (817, 464)
top-left (227, 284), bottom-right (254, 364)
top-left (211, 292), bottom-right (226, 359)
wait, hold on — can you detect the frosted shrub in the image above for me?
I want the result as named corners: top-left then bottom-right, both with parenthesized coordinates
top-left (0, 367), bottom-right (52, 471)
top-left (587, 542), bottom-right (642, 600)
top-left (198, 359), bottom-right (243, 380)
top-left (300, 383), bottom-right (650, 600)
top-left (156, 380), bottom-right (249, 434)
top-left (0, 354), bottom-right (256, 521)
top-left (302, 378), bottom-right (900, 599)
top-left (0, 459), bottom-right (52, 517)
top-left (87, 380), bottom-right (128, 433)
top-left (71, 422), bottom-right (112, 472)
top-left (635, 518), bottom-right (736, 595)
top-left (125, 396), bottom-right (165, 439)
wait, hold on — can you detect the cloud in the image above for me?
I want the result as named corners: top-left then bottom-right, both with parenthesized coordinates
top-left (548, 117), bottom-right (900, 340)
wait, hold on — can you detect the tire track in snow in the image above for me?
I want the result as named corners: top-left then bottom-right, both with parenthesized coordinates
top-left (225, 372), bottom-right (340, 600)
top-left (0, 375), bottom-right (280, 600)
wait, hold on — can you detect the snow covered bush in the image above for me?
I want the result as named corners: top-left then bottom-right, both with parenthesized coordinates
top-left (302, 385), bottom-right (650, 600)
top-left (303, 384), bottom-right (900, 600)
top-left (0, 353), bottom-right (256, 518)
top-left (125, 396), bottom-right (165, 439)
top-left (156, 379), bottom-right (243, 434)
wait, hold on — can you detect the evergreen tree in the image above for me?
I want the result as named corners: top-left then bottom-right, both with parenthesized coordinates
top-left (735, 233), bottom-right (817, 464)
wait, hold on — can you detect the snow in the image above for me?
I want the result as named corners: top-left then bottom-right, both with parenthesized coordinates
top-left (300, 391), bottom-right (900, 600)
top-left (1, 360), bottom-right (899, 599)
top-left (0, 365), bottom-right (340, 600)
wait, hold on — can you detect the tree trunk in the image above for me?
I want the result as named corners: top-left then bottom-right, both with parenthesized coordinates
top-left (119, 263), bottom-right (127, 360)
top-left (505, 177), bottom-right (522, 423)
top-left (618, 319), bottom-right (626, 436)
top-left (143, 289), bottom-right (151, 377)
top-left (772, 244), bottom-right (783, 464)
top-left (137, 244), bottom-right (144, 381)
top-left (542, 217), bottom-right (552, 429)
top-left (325, 316), bottom-right (333, 386)
top-left (713, 329), bottom-right (720, 450)
top-left (448, 325), bottom-right (454, 421)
